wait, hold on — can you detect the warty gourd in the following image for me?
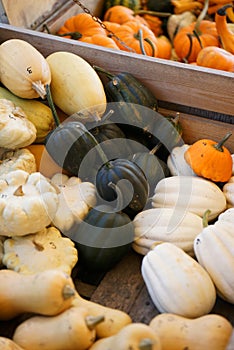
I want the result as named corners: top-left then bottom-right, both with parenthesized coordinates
top-left (0, 170), bottom-right (58, 236)
top-left (141, 242), bottom-right (216, 318)
top-left (0, 99), bottom-right (37, 149)
top-left (3, 226), bottom-right (78, 275)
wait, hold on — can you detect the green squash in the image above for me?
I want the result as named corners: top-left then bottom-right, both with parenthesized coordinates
top-left (130, 147), bottom-right (170, 195)
top-left (45, 121), bottom-right (98, 177)
top-left (69, 203), bottom-right (134, 272)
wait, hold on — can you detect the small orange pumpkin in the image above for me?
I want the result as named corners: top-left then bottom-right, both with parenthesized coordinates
top-left (184, 132), bottom-right (233, 182)
top-left (173, 0), bottom-right (219, 62)
top-left (156, 35), bottom-right (172, 59)
top-left (57, 13), bottom-right (106, 39)
top-left (103, 5), bottom-right (149, 26)
top-left (113, 20), bottom-right (158, 56)
top-left (196, 46), bottom-right (234, 72)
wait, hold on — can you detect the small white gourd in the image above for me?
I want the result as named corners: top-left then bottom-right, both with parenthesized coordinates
top-left (223, 176), bottom-right (234, 208)
top-left (141, 242), bottom-right (216, 318)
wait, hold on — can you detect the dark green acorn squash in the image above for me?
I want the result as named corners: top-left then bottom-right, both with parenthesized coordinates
top-left (130, 147), bottom-right (170, 195)
top-left (69, 203), bottom-right (134, 272)
top-left (146, 0), bottom-right (173, 13)
top-left (45, 121), bottom-right (97, 177)
top-left (96, 158), bottom-right (149, 218)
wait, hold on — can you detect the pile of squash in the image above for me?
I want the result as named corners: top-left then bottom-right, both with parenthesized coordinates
top-left (55, 0), bottom-right (234, 72)
top-left (0, 37), bottom-right (233, 349)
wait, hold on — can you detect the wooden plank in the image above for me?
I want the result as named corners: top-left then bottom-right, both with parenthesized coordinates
top-left (0, 24), bottom-right (233, 117)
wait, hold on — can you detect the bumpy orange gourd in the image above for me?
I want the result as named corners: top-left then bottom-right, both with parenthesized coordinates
top-left (196, 46), bottom-right (234, 72)
top-left (184, 132), bottom-right (233, 182)
top-left (215, 4), bottom-right (234, 54)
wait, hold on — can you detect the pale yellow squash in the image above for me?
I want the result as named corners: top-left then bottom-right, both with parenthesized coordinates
top-left (46, 51), bottom-right (107, 118)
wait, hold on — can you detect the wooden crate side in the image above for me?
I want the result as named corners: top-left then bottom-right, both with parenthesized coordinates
top-left (0, 24), bottom-right (232, 118)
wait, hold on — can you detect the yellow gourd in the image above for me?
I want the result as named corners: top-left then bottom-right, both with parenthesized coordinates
top-left (72, 292), bottom-right (132, 338)
top-left (0, 39), bottom-right (51, 99)
top-left (89, 323), bottom-right (162, 350)
top-left (46, 51), bottom-right (107, 118)
top-left (0, 337), bottom-right (25, 350)
top-left (0, 269), bottom-right (76, 320)
top-left (149, 313), bottom-right (233, 350)
top-left (13, 306), bottom-right (104, 350)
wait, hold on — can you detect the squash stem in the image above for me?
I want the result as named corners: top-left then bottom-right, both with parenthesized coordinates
top-left (108, 182), bottom-right (125, 212)
top-left (194, 0), bottom-right (209, 35)
top-left (214, 132), bottom-right (232, 152)
top-left (85, 315), bottom-right (105, 330)
top-left (139, 338), bottom-right (154, 350)
top-left (135, 10), bottom-right (172, 17)
top-left (57, 32), bottom-right (82, 40)
top-left (46, 84), bottom-right (61, 127)
top-left (93, 65), bottom-right (114, 80)
top-left (202, 209), bottom-right (211, 227)
top-left (137, 29), bottom-right (147, 55)
top-left (62, 285), bottom-right (75, 300)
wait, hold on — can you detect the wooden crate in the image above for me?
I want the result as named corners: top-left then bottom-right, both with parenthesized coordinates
top-left (0, 16), bottom-right (234, 348)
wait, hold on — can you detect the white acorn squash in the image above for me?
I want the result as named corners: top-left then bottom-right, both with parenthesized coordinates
top-left (152, 176), bottom-right (227, 221)
top-left (223, 176), bottom-right (234, 208)
top-left (141, 242), bottom-right (216, 318)
top-left (132, 207), bottom-right (203, 255)
top-left (167, 144), bottom-right (196, 176)
top-left (194, 219), bottom-right (234, 304)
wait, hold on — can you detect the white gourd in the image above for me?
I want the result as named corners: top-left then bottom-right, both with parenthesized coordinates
top-left (132, 207), bottom-right (203, 255)
top-left (152, 176), bottom-right (227, 221)
top-left (141, 242), bottom-right (216, 318)
top-left (0, 39), bottom-right (51, 99)
top-left (194, 220), bottom-right (234, 304)
top-left (223, 176), bottom-right (234, 208)
top-left (167, 144), bottom-right (196, 176)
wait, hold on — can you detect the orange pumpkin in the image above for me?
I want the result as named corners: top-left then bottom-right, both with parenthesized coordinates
top-left (173, 20), bottom-right (219, 62)
top-left (184, 132), bottom-right (233, 182)
top-left (156, 35), bottom-right (172, 59)
top-left (113, 20), bottom-right (158, 56)
top-left (196, 46), bottom-right (234, 72)
top-left (215, 4), bottom-right (234, 54)
top-left (103, 5), bottom-right (149, 26)
top-left (57, 13), bottom-right (106, 39)
top-left (81, 34), bottom-right (120, 50)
